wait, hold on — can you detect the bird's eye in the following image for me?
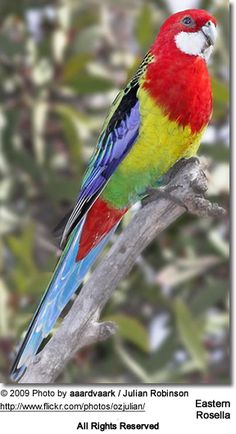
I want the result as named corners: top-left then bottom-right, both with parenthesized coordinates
top-left (182, 16), bottom-right (194, 26)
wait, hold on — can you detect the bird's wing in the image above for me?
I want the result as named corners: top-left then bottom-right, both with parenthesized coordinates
top-left (55, 52), bottom-right (154, 247)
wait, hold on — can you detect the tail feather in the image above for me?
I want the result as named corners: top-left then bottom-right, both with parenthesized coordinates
top-left (10, 216), bottom-right (119, 382)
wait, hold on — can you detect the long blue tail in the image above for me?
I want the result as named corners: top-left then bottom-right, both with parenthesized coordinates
top-left (10, 218), bottom-right (117, 382)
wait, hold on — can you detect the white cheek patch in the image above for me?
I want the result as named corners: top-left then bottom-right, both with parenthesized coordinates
top-left (175, 30), bottom-right (207, 57)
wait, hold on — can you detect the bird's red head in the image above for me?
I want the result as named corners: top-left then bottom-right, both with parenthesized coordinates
top-left (152, 9), bottom-right (217, 60)
top-left (144, 10), bottom-right (217, 133)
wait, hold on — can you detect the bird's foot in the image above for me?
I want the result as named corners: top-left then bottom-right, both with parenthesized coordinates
top-left (143, 183), bottom-right (186, 208)
top-left (161, 157), bottom-right (200, 185)
top-left (142, 158), bottom-right (226, 218)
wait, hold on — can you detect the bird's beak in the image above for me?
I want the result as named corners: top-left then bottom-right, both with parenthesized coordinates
top-left (201, 21), bottom-right (217, 47)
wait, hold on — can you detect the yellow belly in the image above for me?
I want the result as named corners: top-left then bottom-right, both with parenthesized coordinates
top-left (120, 87), bottom-right (204, 175)
top-left (102, 87), bottom-right (206, 208)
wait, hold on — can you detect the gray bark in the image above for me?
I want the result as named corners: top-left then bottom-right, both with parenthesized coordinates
top-left (18, 158), bottom-right (225, 383)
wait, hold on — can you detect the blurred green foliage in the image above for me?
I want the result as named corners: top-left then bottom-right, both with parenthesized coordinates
top-left (0, 0), bottom-right (229, 384)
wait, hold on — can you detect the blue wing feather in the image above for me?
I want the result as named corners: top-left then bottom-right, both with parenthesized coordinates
top-left (59, 86), bottom-right (140, 246)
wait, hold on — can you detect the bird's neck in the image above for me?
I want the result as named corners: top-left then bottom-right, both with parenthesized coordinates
top-left (143, 49), bottom-right (212, 134)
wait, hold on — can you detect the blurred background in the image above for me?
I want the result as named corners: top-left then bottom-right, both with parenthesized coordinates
top-left (0, 0), bottom-right (229, 384)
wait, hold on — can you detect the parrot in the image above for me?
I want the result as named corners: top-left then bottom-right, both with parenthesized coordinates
top-left (11, 9), bottom-right (217, 381)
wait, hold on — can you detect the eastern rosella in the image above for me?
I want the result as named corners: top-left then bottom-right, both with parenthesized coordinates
top-left (11, 9), bottom-right (217, 381)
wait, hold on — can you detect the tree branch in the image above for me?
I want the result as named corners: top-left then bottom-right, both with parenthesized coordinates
top-left (18, 158), bottom-right (225, 383)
